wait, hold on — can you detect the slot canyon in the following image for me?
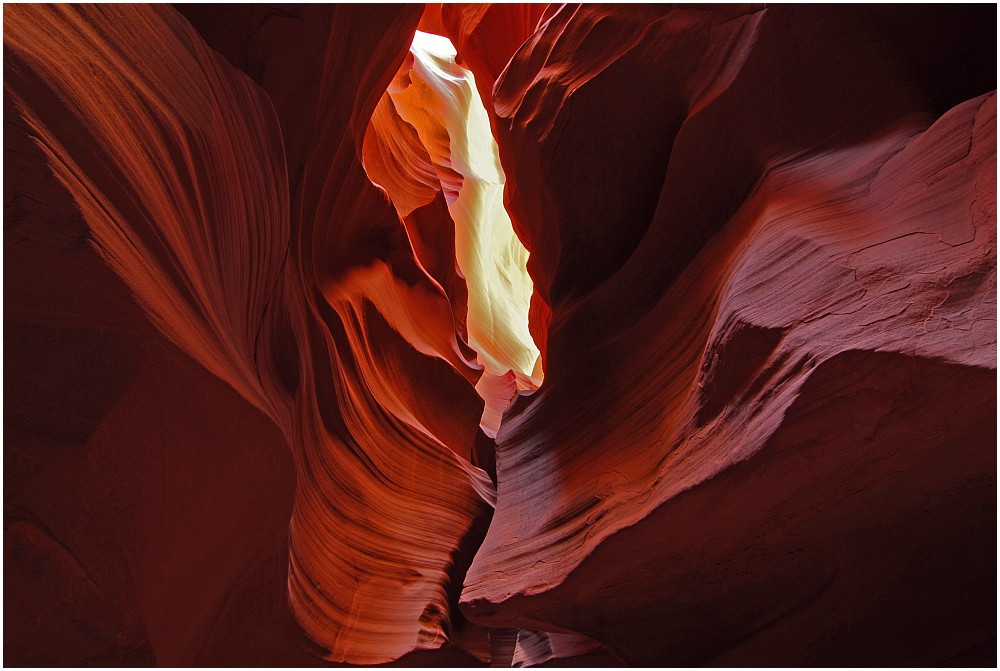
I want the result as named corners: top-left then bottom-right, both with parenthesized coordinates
top-left (3, 3), bottom-right (996, 667)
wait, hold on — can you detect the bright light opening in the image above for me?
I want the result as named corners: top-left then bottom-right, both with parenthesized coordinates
top-left (364, 31), bottom-right (542, 437)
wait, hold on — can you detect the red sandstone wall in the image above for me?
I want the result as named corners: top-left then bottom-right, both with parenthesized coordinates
top-left (4, 4), bottom-right (996, 667)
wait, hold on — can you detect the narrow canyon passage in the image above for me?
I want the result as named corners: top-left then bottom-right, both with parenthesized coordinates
top-left (4, 4), bottom-right (996, 667)
top-left (359, 30), bottom-right (610, 666)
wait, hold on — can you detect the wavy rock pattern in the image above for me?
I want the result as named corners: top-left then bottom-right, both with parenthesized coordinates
top-left (6, 4), bottom-right (492, 665)
top-left (446, 4), bottom-right (996, 666)
top-left (4, 3), bottom-right (996, 667)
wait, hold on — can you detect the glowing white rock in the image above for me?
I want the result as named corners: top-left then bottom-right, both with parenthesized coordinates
top-left (390, 31), bottom-right (542, 390)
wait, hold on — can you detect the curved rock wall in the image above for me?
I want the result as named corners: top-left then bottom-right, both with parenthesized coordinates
top-left (6, 4), bottom-right (492, 665)
top-left (5, 3), bottom-right (996, 667)
top-left (446, 4), bottom-right (996, 665)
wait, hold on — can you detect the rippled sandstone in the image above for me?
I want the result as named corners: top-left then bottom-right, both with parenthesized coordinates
top-left (5, 3), bottom-right (996, 667)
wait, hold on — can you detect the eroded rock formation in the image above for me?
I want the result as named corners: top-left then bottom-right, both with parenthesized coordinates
top-left (5, 3), bottom-right (996, 667)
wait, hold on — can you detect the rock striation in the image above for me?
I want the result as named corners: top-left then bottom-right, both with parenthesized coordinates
top-left (4, 3), bottom-right (996, 667)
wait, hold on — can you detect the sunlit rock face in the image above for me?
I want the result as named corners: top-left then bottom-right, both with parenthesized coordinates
top-left (4, 3), bottom-right (996, 668)
top-left (362, 30), bottom-right (541, 439)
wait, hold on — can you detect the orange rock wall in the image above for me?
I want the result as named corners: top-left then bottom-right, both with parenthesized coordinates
top-left (5, 3), bottom-right (996, 667)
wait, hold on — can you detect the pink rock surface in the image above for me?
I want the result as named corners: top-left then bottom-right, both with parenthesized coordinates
top-left (447, 5), bottom-right (996, 665)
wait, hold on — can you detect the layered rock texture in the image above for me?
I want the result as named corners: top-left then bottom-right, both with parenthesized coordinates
top-left (5, 3), bottom-right (996, 667)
